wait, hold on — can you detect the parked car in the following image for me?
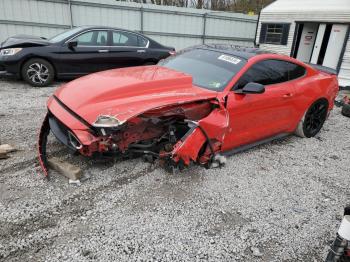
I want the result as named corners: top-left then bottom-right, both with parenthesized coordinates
top-left (0, 26), bottom-right (175, 87)
top-left (38, 45), bottom-right (339, 177)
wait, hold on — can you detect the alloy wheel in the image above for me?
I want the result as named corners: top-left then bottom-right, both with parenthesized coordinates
top-left (26, 63), bottom-right (50, 84)
top-left (304, 100), bottom-right (328, 136)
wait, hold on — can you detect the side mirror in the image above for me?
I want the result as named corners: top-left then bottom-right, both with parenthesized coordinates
top-left (67, 41), bottom-right (78, 50)
top-left (236, 82), bottom-right (265, 94)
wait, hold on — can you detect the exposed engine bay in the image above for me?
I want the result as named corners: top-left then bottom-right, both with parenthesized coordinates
top-left (38, 99), bottom-right (228, 178)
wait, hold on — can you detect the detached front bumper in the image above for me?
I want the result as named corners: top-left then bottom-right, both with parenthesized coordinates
top-left (48, 112), bottom-right (82, 151)
top-left (38, 114), bottom-right (50, 178)
top-left (37, 112), bottom-right (83, 178)
top-left (38, 96), bottom-right (98, 178)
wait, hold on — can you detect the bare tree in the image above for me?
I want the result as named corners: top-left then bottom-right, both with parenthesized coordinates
top-left (118, 0), bottom-right (275, 13)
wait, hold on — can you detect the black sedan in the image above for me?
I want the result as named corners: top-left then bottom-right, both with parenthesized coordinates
top-left (0, 26), bottom-right (175, 86)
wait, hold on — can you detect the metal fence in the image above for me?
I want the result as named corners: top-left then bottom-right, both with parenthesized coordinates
top-left (0, 0), bottom-right (258, 50)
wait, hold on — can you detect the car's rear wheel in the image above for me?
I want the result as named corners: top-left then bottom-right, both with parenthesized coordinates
top-left (22, 58), bottom-right (54, 87)
top-left (295, 99), bottom-right (328, 138)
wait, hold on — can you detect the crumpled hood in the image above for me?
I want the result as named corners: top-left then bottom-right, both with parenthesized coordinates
top-left (1, 34), bottom-right (50, 48)
top-left (54, 66), bottom-right (217, 126)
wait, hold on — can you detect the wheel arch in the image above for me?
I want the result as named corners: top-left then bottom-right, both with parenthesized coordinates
top-left (309, 97), bottom-right (330, 110)
top-left (301, 97), bottom-right (330, 118)
top-left (294, 97), bottom-right (330, 131)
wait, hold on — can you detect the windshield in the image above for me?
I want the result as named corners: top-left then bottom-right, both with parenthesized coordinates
top-left (49, 27), bottom-right (82, 43)
top-left (159, 48), bottom-right (246, 91)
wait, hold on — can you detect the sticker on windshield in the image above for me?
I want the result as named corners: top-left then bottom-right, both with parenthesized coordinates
top-left (209, 81), bottom-right (221, 88)
top-left (218, 55), bottom-right (241, 64)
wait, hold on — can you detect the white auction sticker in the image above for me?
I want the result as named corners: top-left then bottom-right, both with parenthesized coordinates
top-left (218, 54), bottom-right (241, 64)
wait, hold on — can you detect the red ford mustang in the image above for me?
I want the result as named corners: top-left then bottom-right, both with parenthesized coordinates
top-left (38, 45), bottom-right (339, 177)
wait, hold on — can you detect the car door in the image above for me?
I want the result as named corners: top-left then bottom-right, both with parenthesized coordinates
top-left (58, 30), bottom-right (111, 76)
top-left (108, 30), bottom-right (149, 69)
top-left (222, 59), bottom-right (299, 151)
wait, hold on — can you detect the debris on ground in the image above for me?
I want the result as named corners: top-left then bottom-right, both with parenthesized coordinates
top-left (251, 246), bottom-right (263, 257)
top-left (336, 90), bottom-right (350, 117)
top-left (0, 144), bottom-right (16, 160)
top-left (47, 157), bottom-right (82, 181)
top-left (0, 144), bottom-right (17, 153)
top-left (68, 179), bottom-right (81, 186)
top-left (0, 149), bottom-right (9, 159)
top-left (341, 96), bottom-right (350, 117)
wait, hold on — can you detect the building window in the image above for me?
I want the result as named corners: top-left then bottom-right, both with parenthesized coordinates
top-left (259, 23), bottom-right (290, 45)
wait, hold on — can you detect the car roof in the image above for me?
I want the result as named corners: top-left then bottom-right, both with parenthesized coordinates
top-left (68, 26), bottom-right (167, 49)
top-left (194, 44), bottom-right (274, 60)
top-left (75, 25), bottom-right (122, 30)
top-left (74, 25), bottom-right (143, 35)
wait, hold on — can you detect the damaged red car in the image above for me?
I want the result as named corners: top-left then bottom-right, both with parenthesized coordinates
top-left (38, 45), bottom-right (339, 177)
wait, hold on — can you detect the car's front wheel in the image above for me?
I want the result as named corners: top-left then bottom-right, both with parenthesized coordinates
top-left (22, 58), bottom-right (54, 87)
top-left (295, 99), bottom-right (328, 138)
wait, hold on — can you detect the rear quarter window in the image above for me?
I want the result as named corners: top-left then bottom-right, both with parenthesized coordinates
top-left (137, 36), bottom-right (148, 47)
top-left (288, 63), bottom-right (306, 80)
top-left (112, 31), bottom-right (139, 47)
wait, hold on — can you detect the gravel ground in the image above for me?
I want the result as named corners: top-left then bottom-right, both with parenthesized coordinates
top-left (0, 79), bottom-right (349, 262)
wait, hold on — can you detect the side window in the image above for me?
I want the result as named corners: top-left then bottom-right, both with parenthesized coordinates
top-left (74, 31), bottom-right (93, 46)
top-left (95, 31), bottom-right (108, 46)
top-left (235, 60), bottom-right (306, 90)
top-left (73, 31), bottom-right (108, 46)
top-left (234, 60), bottom-right (306, 90)
top-left (112, 31), bottom-right (139, 47)
top-left (137, 36), bottom-right (148, 47)
top-left (235, 60), bottom-right (289, 89)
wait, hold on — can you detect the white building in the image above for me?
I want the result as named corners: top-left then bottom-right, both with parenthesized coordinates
top-left (255, 0), bottom-right (350, 87)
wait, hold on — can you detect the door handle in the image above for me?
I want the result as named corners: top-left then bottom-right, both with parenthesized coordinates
top-left (98, 50), bottom-right (109, 53)
top-left (137, 50), bottom-right (146, 53)
top-left (283, 93), bottom-right (294, 98)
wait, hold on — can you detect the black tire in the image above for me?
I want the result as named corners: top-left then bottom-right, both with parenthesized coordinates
top-left (341, 104), bottom-right (350, 118)
top-left (295, 99), bottom-right (328, 138)
top-left (21, 58), bottom-right (54, 87)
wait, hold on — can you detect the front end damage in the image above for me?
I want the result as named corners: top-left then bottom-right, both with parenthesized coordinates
top-left (38, 98), bottom-right (229, 177)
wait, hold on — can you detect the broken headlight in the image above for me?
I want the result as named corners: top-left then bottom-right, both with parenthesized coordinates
top-left (0, 48), bottom-right (22, 56)
top-left (93, 115), bottom-right (121, 128)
